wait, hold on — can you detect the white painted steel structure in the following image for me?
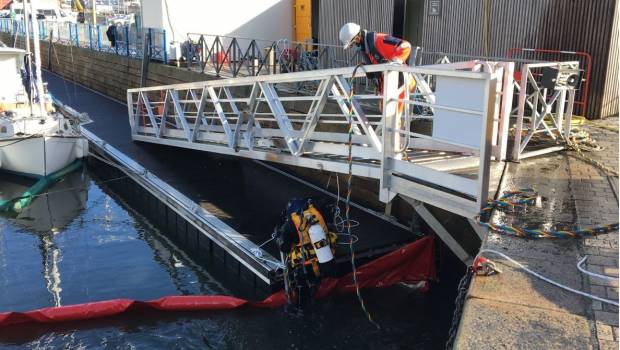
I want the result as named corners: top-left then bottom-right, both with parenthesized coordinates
top-left (127, 63), bottom-right (500, 220)
top-left (511, 61), bottom-right (578, 161)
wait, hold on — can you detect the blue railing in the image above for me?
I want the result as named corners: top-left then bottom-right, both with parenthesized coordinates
top-left (0, 19), bottom-right (167, 62)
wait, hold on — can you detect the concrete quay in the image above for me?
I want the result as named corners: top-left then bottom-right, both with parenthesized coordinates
top-left (455, 118), bottom-right (619, 349)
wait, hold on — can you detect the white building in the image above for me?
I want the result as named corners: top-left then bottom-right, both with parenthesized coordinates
top-left (140, 0), bottom-right (293, 43)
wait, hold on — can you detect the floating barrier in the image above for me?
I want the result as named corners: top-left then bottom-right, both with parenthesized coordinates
top-left (0, 236), bottom-right (435, 327)
top-left (0, 160), bottom-right (83, 213)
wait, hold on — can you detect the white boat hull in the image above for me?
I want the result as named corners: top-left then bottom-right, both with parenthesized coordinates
top-left (0, 135), bottom-right (88, 178)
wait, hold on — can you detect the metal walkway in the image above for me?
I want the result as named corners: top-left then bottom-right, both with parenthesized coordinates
top-left (45, 71), bottom-right (418, 289)
top-left (128, 63), bottom-right (499, 220)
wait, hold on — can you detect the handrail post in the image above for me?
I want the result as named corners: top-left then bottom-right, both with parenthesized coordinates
top-left (114, 26), bottom-right (119, 54)
top-left (163, 29), bottom-right (167, 63)
top-left (379, 69), bottom-right (399, 202)
top-left (125, 25), bottom-right (129, 56)
top-left (88, 24), bottom-right (93, 49)
top-left (69, 22), bottom-right (73, 46)
top-left (250, 40), bottom-right (256, 76)
top-left (96, 25), bottom-right (101, 51)
top-left (232, 38), bottom-right (237, 75)
top-left (74, 23), bottom-right (79, 47)
top-left (148, 27), bottom-right (152, 59)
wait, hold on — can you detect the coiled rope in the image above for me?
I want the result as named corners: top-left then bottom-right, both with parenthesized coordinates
top-left (564, 134), bottom-right (619, 177)
top-left (478, 188), bottom-right (619, 239)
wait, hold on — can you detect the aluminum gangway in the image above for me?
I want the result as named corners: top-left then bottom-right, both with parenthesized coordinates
top-left (126, 62), bottom-right (517, 262)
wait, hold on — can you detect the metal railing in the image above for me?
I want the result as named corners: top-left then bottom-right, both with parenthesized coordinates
top-left (508, 48), bottom-right (591, 117)
top-left (183, 33), bottom-right (364, 78)
top-left (0, 18), bottom-right (167, 62)
top-left (127, 63), bottom-right (498, 219)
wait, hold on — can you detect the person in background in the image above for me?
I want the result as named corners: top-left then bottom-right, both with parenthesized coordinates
top-left (106, 24), bottom-right (117, 47)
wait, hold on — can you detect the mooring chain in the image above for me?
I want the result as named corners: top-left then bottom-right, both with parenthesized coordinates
top-left (445, 266), bottom-right (473, 350)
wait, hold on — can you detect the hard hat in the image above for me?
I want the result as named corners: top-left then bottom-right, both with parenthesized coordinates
top-left (339, 22), bottom-right (361, 49)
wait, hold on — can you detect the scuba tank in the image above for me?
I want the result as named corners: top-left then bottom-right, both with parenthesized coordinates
top-left (274, 198), bottom-right (337, 307)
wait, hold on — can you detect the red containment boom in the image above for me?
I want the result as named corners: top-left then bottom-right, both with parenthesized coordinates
top-left (0, 236), bottom-right (435, 327)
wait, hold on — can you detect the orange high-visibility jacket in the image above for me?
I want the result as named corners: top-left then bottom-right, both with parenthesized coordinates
top-left (361, 31), bottom-right (412, 65)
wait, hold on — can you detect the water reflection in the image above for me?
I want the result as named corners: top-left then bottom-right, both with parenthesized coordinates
top-left (0, 170), bottom-right (88, 307)
top-left (0, 167), bottom-right (456, 348)
top-left (0, 170), bottom-right (88, 233)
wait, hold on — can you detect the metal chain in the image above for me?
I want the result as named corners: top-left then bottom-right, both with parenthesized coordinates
top-left (564, 136), bottom-right (619, 177)
top-left (445, 267), bottom-right (473, 350)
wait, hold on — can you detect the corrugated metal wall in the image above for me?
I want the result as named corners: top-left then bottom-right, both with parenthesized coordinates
top-left (318, 0), bottom-right (395, 45)
top-left (419, 0), bottom-right (618, 118)
top-left (317, 0), bottom-right (395, 65)
top-left (601, 1), bottom-right (619, 118)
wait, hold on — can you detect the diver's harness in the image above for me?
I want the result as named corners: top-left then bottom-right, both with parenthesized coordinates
top-left (274, 198), bottom-right (337, 307)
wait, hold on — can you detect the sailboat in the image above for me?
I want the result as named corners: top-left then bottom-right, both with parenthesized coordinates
top-left (0, 0), bottom-right (88, 178)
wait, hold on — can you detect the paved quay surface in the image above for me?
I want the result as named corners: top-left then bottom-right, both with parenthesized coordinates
top-left (455, 117), bottom-right (619, 349)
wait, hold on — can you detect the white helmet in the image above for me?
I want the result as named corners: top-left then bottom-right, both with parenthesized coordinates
top-left (339, 22), bottom-right (361, 49)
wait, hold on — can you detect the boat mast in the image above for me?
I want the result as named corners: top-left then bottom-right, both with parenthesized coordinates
top-left (22, 0), bottom-right (34, 117)
top-left (29, 0), bottom-right (46, 118)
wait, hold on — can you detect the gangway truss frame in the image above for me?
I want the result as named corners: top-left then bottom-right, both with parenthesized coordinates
top-left (127, 63), bottom-right (498, 220)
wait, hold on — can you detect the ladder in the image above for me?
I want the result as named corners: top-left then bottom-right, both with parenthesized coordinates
top-left (127, 63), bottom-right (498, 220)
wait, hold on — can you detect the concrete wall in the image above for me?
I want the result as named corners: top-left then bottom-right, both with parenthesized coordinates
top-left (141, 0), bottom-right (293, 42)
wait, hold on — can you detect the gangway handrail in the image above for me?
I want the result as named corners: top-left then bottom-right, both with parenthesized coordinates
top-left (129, 63), bottom-right (489, 92)
top-left (127, 63), bottom-right (497, 219)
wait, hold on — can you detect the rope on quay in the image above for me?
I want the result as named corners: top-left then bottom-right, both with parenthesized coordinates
top-left (477, 188), bottom-right (619, 239)
top-left (479, 249), bottom-right (619, 306)
top-left (577, 256), bottom-right (620, 282)
top-left (564, 133), bottom-right (619, 177)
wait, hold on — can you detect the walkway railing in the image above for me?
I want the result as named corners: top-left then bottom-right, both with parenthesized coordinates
top-left (127, 63), bottom-right (498, 219)
top-left (0, 19), bottom-right (167, 62)
top-left (184, 33), bottom-right (364, 78)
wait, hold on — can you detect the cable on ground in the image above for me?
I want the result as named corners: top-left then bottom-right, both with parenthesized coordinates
top-left (577, 256), bottom-right (619, 282)
top-left (479, 249), bottom-right (619, 306)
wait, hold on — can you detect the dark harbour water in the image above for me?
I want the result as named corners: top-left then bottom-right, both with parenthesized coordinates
top-left (0, 167), bottom-right (462, 349)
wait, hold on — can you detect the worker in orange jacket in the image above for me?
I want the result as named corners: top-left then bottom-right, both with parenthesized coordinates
top-left (340, 23), bottom-right (415, 154)
top-left (339, 22), bottom-right (412, 66)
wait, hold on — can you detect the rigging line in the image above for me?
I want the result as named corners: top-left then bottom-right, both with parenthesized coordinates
top-left (253, 160), bottom-right (408, 231)
top-left (346, 63), bottom-right (379, 329)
